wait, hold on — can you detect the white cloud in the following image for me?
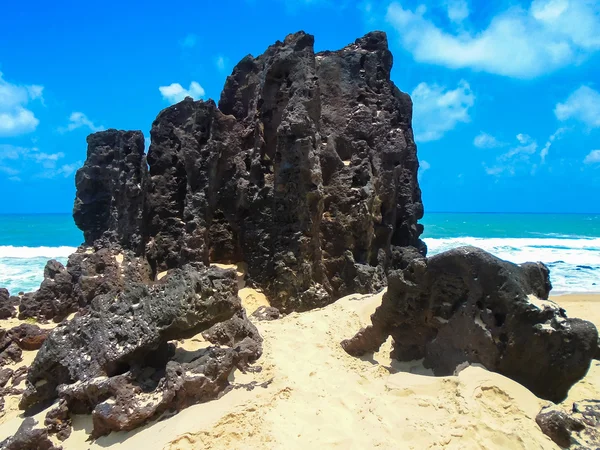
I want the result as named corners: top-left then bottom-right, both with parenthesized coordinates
top-left (516, 133), bottom-right (533, 145)
top-left (59, 112), bottom-right (104, 133)
top-left (0, 145), bottom-right (75, 179)
top-left (159, 81), bottom-right (205, 104)
top-left (38, 160), bottom-right (82, 179)
top-left (445, 0), bottom-right (469, 23)
top-left (0, 72), bottom-right (43, 136)
top-left (180, 34), bottom-right (198, 48)
top-left (584, 150), bottom-right (600, 164)
top-left (554, 85), bottom-right (600, 127)
top-left (386, 0), bottom-right (600, 78)
top-left (485, 133), bottom-right (543, 176)
top-left (418, 160), bottom-right (431, 179)
top-left (411, 80), bottom-right (475, 142)
top-left (474, 132), bottom-right (505, 148)
top-left (216, 56), bottom-right (227, 72)
top-left (540, 127), bottom-right (567, 163)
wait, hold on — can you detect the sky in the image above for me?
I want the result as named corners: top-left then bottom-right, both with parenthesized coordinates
top-left (0, 0), bottom-right (599, 214)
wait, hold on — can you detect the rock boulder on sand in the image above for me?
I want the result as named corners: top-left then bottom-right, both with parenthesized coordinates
top-left (0, 417), bottom-right (61, 450)
top-left (20, 264), bottom-right (243, 411)
top-left (342, 246), bottom-right (599, 402)
top-left (536, 400), bottom-right (600, 448)
top-left (0, 288), bottom-right (17, 319)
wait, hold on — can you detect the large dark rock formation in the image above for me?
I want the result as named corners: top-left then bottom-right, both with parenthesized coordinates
top-left (60, 31), bottom-right (424, 314)
top-left (341, 246), bottom-right (599, 402)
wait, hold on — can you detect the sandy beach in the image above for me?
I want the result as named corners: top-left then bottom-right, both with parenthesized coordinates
top-left (0, 289), bottom-right (597, 449)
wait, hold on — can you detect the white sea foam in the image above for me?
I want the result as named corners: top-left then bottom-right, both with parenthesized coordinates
top-left (0, 246), bottom-right (75, 294)
top-left (424, 237), bottom-right (600, 293)
top-left (0, 245), bottom-right (77, 259)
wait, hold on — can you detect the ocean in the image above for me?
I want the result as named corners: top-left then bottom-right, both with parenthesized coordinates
top-left (0, 213), bottom-right (598, 295)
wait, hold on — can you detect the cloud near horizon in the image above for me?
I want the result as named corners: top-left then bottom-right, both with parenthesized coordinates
top-left (0, 144), bottom-right (80, 180)
top-left (385, 0), bottom-right (600, 78)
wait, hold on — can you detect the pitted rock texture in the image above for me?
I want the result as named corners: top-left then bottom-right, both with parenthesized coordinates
top-left (341, 246), bottom-right (599, 403)
top-left (19, 249), bottom-right (150, 322)
top-left (73, 130), bottom-right (147, 252)
top-left (0, 288), bottom-right (17, 319)
top-left (20, 264), bottom-right (241, 410)
top-left (537, 401), bottom-right (600, 449)
top-left (0, 417), bottom-right (61, 450)
top-left (72, 31), bottom-right (424, 313)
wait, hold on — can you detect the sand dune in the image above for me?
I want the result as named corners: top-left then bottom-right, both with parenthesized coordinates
top-left (1, 291), bottom-right (598, 449)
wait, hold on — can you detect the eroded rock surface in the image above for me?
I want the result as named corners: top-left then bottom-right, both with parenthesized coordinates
top-left (537, 401), bottom-right (600, 448)
top-left (0, 288), bottom-right (17, 319)
top-left (20, 264), bottom-right (241, 410)
top-left (19, 249), bottom-right (150, 322)
top-left (73, 130), bottom-right (147, 252)
top-left (0, 417), bottom-right (61, 450)
top-left (342, 246), bottom-right (599, 402)
top-left (58, 31), bottom-right (424, 314)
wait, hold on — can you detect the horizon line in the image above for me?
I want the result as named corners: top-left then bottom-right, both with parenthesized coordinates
top-left (0, 211), bottom-right (599, 216)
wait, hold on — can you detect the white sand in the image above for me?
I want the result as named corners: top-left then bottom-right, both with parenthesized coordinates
top-left (1, 291), bottom-right (598, 449)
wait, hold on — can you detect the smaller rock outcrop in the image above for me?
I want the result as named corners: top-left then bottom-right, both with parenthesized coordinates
top-left (19, 249), bottom-right (150, 323)
top-left (0, 288), bottom-right (18, 319)
top-left (342, 246), bottom-right (599, 402)
top-left (7, 324), bottom-right (49, 351)
top-left (0, 329), bottom-right (22, 367)
top-left (0, 417), bottom-right (61, 450)
top-left (537, 401), bottom-right (600, 448)
top-left (18, 263), bottom-right (262, 438)
top-left (251, 306), bottom-right (281, 321)
top-left (20, 264), bottom-right (241, 410)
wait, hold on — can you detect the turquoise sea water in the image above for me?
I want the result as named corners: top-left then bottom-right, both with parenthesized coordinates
top-left (0, 213), bottom-right (598, 294)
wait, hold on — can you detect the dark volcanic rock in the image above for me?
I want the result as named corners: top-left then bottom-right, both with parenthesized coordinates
top-left (143, 30), bottom-right (424, 312)
top-left (19, 249), bottom-right (150, 322)
top-left (8, 324), bottom-right (49, 350)
top-left (251, 306), bottom-right (281, 321)
top-left (537, 401), bottom-right (600, 449)
top-left (0, 329), bottom-right (22, 367)
top-left (0, 417), bottom-right (61, 450)
top-left (57, 343), bottom-right (257, 438)
top-left (73, 130), bottom-right (147, 252)
top-left (0, 288), bottom-right (17, 319)
top-left (203, 309), bottom-right (262, 350)
top-left (536, 408), bottom-right (585, 448)
top-left (0, 367), bottom-right (13, 387)
top-left (45, 400), bottom-right (72, 441)
top-left (342, 246), bottom-right (598, 402)
top-left (20, 264), bottom-right (241, 410)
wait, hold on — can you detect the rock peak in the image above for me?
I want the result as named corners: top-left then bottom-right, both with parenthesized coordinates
top-left (74, 31), bottom-right (425, 312)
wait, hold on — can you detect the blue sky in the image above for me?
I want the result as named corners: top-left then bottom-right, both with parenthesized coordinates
top-left (0, 0), bottom-right (598, 214)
